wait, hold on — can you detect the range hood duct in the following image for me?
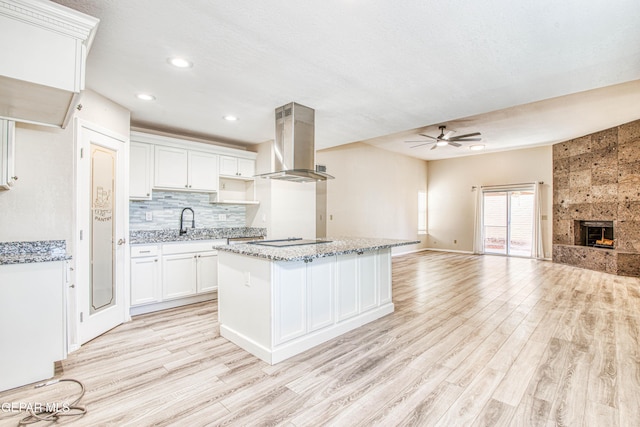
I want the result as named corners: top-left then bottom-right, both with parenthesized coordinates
top-left (255, 102), bottom-right (334, 183)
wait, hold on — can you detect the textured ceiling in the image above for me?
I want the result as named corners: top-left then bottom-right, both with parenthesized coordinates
top-left (53, 0), bottom-right (640, 159)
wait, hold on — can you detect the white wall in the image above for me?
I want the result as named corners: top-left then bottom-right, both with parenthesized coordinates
top-left (427, 146), bottom-right (553, 257)
top-left (0, 90), bottom-right (130, 244)
top-left (317, 142), bottom-right (428, 254)
top-left (249, 140), bottom-right (316, 239)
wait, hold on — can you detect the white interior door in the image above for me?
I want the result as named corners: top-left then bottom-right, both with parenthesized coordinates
top-left (76, 122), bottom-right (127, 344)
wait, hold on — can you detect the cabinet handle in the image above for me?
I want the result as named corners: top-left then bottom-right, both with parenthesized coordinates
top-left (185, 185), bottom-right (188, 188)
top-left (146, 193), bottom-right (150, 196)
top-left (11, 176), bottom-right (18, 181)
top-left (139, 250), bottom-right (151, 253)
top-left (154, 259), bottom-right (158, 262)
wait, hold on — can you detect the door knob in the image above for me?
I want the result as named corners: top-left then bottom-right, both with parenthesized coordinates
top-left (117, 238), bottom-right (126, 245)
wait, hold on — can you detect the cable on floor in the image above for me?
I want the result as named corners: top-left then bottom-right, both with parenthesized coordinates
top-left (16, 378), bottom-right (86, 426)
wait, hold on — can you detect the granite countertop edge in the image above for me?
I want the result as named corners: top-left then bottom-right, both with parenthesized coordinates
top-left (216, 238), bottom-right (420, 262)
top-left (0, 240), bottom-right (71, 265)
top-left (129, 227), bottom-right (267, 244)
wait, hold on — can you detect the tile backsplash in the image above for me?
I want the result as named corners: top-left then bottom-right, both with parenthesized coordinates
top-left (130, 191), bottom-right (246, 230)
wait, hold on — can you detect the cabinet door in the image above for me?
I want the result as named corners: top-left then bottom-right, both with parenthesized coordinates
top-left (129, 142), bottom-right (153, 200)
top-left (358, 251), bottom-right (378, 312)
top-left (274, 261), bottom-right (307, 345)
top-left (130, 256), bottom-right (160, 305)
top-left (0, 120), bottom-right (16, 190)
top-left (154, 146), bottom-right (188, 189)
top-left (378, 249), bottom-right (392, 304)
top-left (336, 254), bottom-right (358, 322)
top-left (307, 256), bottom-right (335, 332)
top-left (162, 254), bottom-right (196, 299)
top-left (237, 158), bottom-right (255, 178)
top-left (197, 251), bottom-right (218, 293)
top-left (219, 156), bottom-right (238, 176)
top-left (189, 151), bottom-right (218, 191)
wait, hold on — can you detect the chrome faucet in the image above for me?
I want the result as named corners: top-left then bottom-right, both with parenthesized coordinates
top-left (179, 207), bottom-right (195, 235)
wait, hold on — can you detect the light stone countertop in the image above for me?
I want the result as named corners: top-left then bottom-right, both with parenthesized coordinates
top-left (129, 227), bottom-right (267, 244)
top-left (0, 240), bottom-right (70, 265)
top-left (216, 237), bottom-right (420, 262)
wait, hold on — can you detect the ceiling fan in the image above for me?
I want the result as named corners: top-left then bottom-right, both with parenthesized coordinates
top-left (405, 125), bottom-right (481, 150)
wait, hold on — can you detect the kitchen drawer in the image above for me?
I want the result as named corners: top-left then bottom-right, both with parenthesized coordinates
top-left (131, 245), bottom-right (160, 258)
top-left (162, 240), bottom-right (226, 255)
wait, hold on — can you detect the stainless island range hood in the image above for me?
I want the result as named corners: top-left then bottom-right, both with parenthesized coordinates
top-left (255, 102), bottom-right (334, 183)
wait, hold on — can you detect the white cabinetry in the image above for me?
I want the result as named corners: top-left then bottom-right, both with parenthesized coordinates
top-left (154, 146), bottom-right (219, 192)
top-left (162, 253), bottom-right (197, 299)
top-left (0, 261), bottom-right (66, 392)
top-left (220, 156), bottom-right (255, 178)
top-left (0, 119), bottom-right (16, 190)
top-left (0, 0), bottom-right (99, 126)
top-left (129, 142), bottom-right (153, 200)
top-left (273, 256), bottom-right (336, 345)
top-left (130, 245), bottom-right (160, 305)
top-left (218, 248), bottom-right (393, 364)
top-left (130, 240), bottom-right (224, 314)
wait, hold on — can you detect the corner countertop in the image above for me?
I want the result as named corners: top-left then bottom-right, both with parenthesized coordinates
top-left (216, 237), bottom-right (420, 262)
top-left (129, 227), bottom-right (267, 244)
top-left (0, 240), bottom-right (71, 265)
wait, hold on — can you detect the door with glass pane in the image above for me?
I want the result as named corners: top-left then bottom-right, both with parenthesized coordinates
top-left (76, 124), bottom-right (126, 345)
top-left (483, 190), bottom-right (534, 257)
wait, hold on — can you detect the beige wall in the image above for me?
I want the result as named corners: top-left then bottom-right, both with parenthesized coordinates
top-left (317, 142), bottom-right (428, 254)
top-left (427, 146), bottom-right (553, 256)
top-left (0, 90), bottom-right (130, 245)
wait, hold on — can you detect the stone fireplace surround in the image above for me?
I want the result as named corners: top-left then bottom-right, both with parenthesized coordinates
top-left (552, 119), bottom-right (640, 277)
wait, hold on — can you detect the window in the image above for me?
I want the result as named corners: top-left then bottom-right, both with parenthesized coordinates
top-left (482, 187), bottom-right (534, 257)
top-left (418, 191), bottom-right (427, 235)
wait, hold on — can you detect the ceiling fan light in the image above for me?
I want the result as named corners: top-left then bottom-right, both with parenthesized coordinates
top-left (470, 144), bottom-right (485, 151)
top-left (436, 141), bottom-right (448, 147)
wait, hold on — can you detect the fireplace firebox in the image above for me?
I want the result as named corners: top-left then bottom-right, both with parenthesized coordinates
top-left (576, 220), bottom-right (614, 249)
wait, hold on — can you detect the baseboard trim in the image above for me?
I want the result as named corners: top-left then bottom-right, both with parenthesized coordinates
top-left (423, 248), bottom-right (475, 254)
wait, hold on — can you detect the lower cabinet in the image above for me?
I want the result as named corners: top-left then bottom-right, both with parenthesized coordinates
top-left (130, 240), bottom-right (224, 313)
top-left (273, 250), bottom-right (388, 346)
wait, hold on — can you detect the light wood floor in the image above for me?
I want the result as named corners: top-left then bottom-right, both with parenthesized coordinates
top-left (2, 251), bottom-right (640, 426)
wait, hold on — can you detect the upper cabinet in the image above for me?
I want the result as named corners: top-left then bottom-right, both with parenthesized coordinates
top-left (154, 146), bottom-right (218, 192)
top-left (0, 0), bottom-right (99, 127)
top-left (129, 131), bottom-right (257, 200)
top-left (219, 155), bottom-right (255, 179)
top-left (0, 119), bottom-right (16, 190)
top-left (129, 142), bottom-right (153, 200)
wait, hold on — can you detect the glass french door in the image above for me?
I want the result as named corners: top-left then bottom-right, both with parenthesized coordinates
top-left (483, 189), bottom-right (534, 257)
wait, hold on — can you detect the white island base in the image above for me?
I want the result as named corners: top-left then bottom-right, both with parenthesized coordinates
top-left (218, 248), bottom-right (393, 364)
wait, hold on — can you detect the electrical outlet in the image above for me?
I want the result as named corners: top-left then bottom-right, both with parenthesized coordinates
top-left (454, 239), bottom-right (457, 244)
top-left (243, 271), bottom-right (251, 287)
top-left (145, 212), bottom-right (153, 221)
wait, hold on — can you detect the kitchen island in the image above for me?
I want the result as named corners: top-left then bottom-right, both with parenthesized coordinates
top-left (216, 237), bottom-right (418, 364)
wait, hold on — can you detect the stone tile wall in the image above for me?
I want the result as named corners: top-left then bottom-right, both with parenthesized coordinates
top-left (552, 119), bottom-right (640, 276)
top-left (130, 191), bottom-right (247, 231)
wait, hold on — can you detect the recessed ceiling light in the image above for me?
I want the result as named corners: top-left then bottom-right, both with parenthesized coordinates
top-left (136, 93), bottom-right (156, 101)
top-left (168, 57), bottom-right (193, 68)
top-left (470, 144), bottom-right (485, 151)
top-left (223, 115), bottom-right (238, 121)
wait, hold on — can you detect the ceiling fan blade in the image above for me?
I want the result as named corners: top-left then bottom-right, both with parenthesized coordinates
top-left (455, 138), bottom-right (482, 142)
top-left (410, 142), bottom-right (433, 148)
top-left (430, 144), bottom-right (438, 150)
top-left (449, 132), bottom-right (481, 140)
top-left (404, 140), bottom-right (430, 143)
top-left (448, 141), bottom-right (462, 147)
top-left (443, 130), bottom-right (455, 140)
top-left (418, 133), bottom-right (438, 140)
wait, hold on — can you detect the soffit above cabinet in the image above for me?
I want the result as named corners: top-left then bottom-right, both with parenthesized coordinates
top-left (0, 0), bottom-right (99, 127)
